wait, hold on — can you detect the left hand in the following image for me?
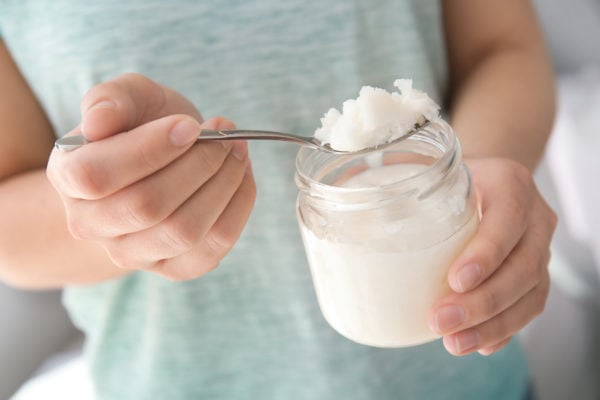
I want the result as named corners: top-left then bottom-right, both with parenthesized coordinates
top-left (428, 157), bottom-right (557, 356)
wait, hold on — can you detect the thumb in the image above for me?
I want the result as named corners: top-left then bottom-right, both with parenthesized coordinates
top-left (80, 73), bottom-right (203, 141)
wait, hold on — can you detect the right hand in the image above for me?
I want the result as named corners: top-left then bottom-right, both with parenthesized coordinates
top-left (47, 73), bottom-right (256, 281)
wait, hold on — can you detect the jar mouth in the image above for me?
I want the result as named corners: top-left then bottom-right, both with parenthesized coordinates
top-left (295, 119), bottom-right (460, 205)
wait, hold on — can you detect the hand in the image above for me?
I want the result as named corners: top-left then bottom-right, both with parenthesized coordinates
top-left (47, 73), bottom-right (256, 281)
top-left (428, 158), bottom-right (556, 356)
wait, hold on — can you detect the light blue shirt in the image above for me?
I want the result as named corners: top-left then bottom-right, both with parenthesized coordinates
top-left (1, 1), bottom-right (529, 398)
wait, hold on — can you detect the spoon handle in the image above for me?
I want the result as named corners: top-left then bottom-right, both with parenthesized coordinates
top-left (54, 129), bottom-right (314, 152)
top-left (198, 129), bottom-right (312, 145)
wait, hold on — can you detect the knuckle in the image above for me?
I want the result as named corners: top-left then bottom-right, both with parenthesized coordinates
top-left (110, 255), bottom-right (133, 270)
top-left (121, 72), bottom-right (157, 93)
top-left (107, 251), bottom-right (128, 269)
top-left (154, 262), bottom-right (180, 281)
top-left (65, 216), bottom-right (89, 240)
top-left (123, 191), bottom-right (164, 229)
top-left (205, 227), bottom-right (236, 259)
top-left (500, 160), bottom-right (535, 204)
top-left (82, 73), bottom-right (162, 122)
top-left (121, 72), bottom-right (149, 83)
top-left (490, 316), bottom-right (509, 340)
top-left (64, 202), bottom-right (95, 240)
top-left (86, 80), bottom-right (120, 97)
top-left (194, 145), bottom-right (226, 177)
top-left (479, 235), bottom-right (506, 267)
top-left (133, 141), bottom-right (164, 172)
top-left (118, 73), bottom-right (166, 119)
top-left (64, 159), bottom-right (107, 199)
top-left (105, 244), bottom-right (139, 270)
top-left (82, 80), bottom-right (125, 111)
top-left (520, 250), bottom-right (543, 282)
top-left (161, 219), bottom-right (199, 252)
top-left (83, 82), bottom-right (111, 103)
top-left (503, 195), bottom-right (528, 224)
top-left (478, 287), bottom-right (501, 318)
top-left (507, 159), bottom-right (532, 185)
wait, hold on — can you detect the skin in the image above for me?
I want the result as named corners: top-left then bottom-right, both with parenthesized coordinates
top-left (0, 0), bottom-right (556, 358)
top-left (429, 0), bottom-right (557, 356)
top-left (0, 62), bottom-right (255, 285)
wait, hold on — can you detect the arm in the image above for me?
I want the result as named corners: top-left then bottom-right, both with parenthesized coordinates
top-left (0, 40), bottom-right (128, 288)
top-left (443, 0), bottom-right (556, 170)
top-left (427, 1), bottom-right (557, 356)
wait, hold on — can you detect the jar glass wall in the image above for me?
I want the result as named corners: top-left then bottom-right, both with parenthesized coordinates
top-left (295, 119), bottom-right (479, 348)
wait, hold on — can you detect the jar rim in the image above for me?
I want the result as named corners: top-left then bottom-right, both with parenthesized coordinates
top-left (295, 119), bottom-right (460, 203)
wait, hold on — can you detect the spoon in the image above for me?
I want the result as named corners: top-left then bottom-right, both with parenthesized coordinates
top-left (54, 122), bottom-right (428, 154)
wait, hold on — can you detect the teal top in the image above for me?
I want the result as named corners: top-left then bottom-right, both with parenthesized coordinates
top-left (1, 1), bottom-right (529, 399)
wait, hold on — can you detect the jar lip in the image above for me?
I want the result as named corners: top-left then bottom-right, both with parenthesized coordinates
top-left (295, 119), bottom-right (459, 198)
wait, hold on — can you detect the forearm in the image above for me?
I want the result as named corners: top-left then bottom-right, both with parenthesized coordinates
top-left (448, 45), bottom-right (555, 170)
top-left (0, 169), bottom-right (128, 289)
top-left (443, 0), bottom-right (556, 171)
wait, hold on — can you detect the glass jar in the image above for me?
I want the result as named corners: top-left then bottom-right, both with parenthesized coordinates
top-left (295, 119), bottom-right (479, 348)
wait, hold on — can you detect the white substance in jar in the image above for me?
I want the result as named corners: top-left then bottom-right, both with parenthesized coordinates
top-left (314, 79), bottom-right (440, 152)
top-left (298, 80), bottom-right (476, 347)
top-left (298, 164), bottom-right (479, 347)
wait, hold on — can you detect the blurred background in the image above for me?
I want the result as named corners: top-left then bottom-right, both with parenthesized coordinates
top-left (2, 0), bottom-right (600, 399)
top-left (520, 1), bottom-right (600, 399)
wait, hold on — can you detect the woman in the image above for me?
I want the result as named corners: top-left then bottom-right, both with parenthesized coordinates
top-left (0, 1), bottom-right (556, 398)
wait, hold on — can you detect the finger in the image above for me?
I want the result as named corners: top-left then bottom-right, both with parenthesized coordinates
top-left (430, 215), bottom-right (552, 336)
top-left (64, 117), bottom-right (237, 237)
top-left (153, 162), bottom-right (257, 281)
top-left (80, 73), bottom-right (202, 141)
top-left (107, 140), bottom-right (249, 267)
top-left (64, 139), bottom-right (232, 238)
top-left (447, 161), bottom-right (533, 293)
top-left (442, 274), bottom-right (549, 356)
top-left (50, 114), bottom-right (202, 200)
top-left (201, 161), bottom-right (256, 260)
top-left (477, 338), bottom-right (511, 356)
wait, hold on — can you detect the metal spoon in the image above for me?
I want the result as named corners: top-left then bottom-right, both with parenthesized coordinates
top-left (54, 122), bottom-right (428, 154)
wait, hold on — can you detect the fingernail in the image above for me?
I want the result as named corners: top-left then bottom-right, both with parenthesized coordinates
top-left (89, 100), bottom-right (116, 112)
top-left (82, 101), bottom-right (116, 134)
top-left (454, 330), bottom-right (480, 353)
top-left (455, 263), bottom-right (481, 292)
top-left (170, 119), bottom-right (200, 146)
top-left (434, 305), bottom-right (466, 333)
top-left (478, 348), bottom-right (494, 356)
top-left (230, 141), bottom-right (247, 161)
